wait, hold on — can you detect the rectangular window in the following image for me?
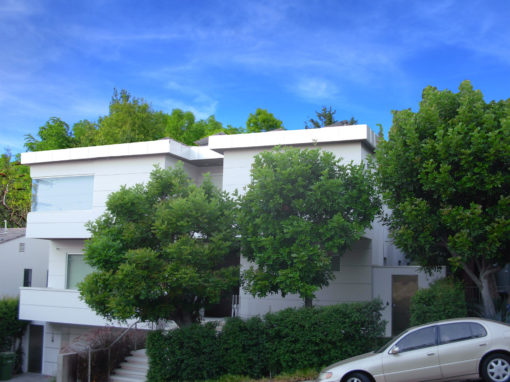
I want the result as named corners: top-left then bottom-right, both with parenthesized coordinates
top-left (23, 269), bottom-right (32, 287)
top-left (19, 243), bottom-right (25, 252)
top-left (66, 254), bottom-right (94, 290)
top-left (32, 176), bottom-right (94, 212)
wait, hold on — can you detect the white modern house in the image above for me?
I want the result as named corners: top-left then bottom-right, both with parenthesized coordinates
top-left (19, 125), bottom-right (443, 376)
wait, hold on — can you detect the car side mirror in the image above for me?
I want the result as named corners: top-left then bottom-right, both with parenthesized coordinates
top-left (390, 346), bottom-right (400, 355)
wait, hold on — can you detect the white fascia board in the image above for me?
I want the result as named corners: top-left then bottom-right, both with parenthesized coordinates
top-left (208, 125), bottom-right (377, 153)
top-left (21, 139), bottom-right (223, 165)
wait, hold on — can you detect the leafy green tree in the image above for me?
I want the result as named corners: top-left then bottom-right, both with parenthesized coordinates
top-left (376, 81), bottom-right (510, 318)
top-left (72, 120), bottom-right (99, 147)
top-left (246, 108), bottom-right (284, 133)
top-left (79, 164), bottom-right (240, 327)
top-left (239, 147), bottom-right (381, 307)
top-left (24, 117), bottom-right (75, 151)
top-left (0, 152), bottom-right (31, 227)
top-left (96, 89), bottom-right (167, 145)
top-left (165, 110), bottom-right (227, 145)
top-left (305, 106), bottom-right (357, 129)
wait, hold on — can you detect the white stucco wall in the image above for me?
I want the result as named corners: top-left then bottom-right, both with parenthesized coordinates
top-left (0, 236), bottom-right (49, 297)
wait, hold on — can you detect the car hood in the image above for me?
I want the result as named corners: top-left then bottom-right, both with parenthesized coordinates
top-left (326, 351), bottom-right (378, 369)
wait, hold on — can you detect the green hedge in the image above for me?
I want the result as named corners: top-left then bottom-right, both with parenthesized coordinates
top-left (410, 278), bottom-right (467, 326)
top-left (147, 300), bottom-right (385, 381)
top-left (147, 322), bottom-right (220, 381)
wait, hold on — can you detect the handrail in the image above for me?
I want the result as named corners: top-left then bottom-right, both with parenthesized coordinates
top-left (86, 320), bottom-right (141, 382)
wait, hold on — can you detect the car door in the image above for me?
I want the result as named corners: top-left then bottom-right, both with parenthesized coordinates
top-left (437, 322), bottom-right (488, 379)
top-left (382, 326), bottom-right (442, 382)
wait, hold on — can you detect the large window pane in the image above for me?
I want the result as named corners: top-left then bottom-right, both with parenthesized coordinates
top-left (32, 176), bottom-right (94, 212)
top-left (66, 254), bottom-right (93, 290)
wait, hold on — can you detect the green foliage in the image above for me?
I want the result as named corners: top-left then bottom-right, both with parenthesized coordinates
top-left (219, 317), bottom-right (269, 378)
top-left (147, 301), bottom-right (385, 381)
top-left (376, 80), bottom-right (510, 317)
top-left (305, 106), bottom-right (357, 129)
top-left (410, 278), bottom-right (467, 326)
top-left (96, 89), bottom-right (167, 145)
top-left (239, 147), bottom-right (381, 305)
top-left (0, 298), bottom-right (28, 352)
top-left (79, 164), bottom-right (240, 327)
top-left (246, 108), bottom-right (284, 133)
top-left (24, 117), bottom-right (75, 151)
top-left (265, 300), bottom-right (385, 374)
top-left (0, 152), bottom-right (31, 227)
top-left (147, 322), bottom-right (221, 381)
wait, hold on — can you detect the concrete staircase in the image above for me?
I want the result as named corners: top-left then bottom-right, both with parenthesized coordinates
top-left (109, 348), bottom-right (148, 382)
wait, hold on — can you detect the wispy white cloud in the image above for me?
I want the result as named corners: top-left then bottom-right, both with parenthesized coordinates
top-left (292, 78), bottom-right (339, 101)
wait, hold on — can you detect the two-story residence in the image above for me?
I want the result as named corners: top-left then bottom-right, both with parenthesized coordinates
top-left (19, 125), bottom-right (443, 376)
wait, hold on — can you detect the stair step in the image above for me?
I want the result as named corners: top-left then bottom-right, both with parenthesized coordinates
top-left (110, 349), bottom-right (148, 382)
top-left (120, 362), bottom-right (149, 372)
top-left (116, 368), bottom-right (147, 377)
top-left (125, 355), bottom-right (149, 364)
top-left (109, 375), bottom-right (146, 382)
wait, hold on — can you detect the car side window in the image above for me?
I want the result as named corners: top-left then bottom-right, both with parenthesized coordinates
top-left (470, 323), bottom-right (487, 338)
top-left (395, 326), bottom-right (437, 353)
top-left (439, 322), bottom-right (488, 345)
top-left (439, 323), bottom-right (472, 344)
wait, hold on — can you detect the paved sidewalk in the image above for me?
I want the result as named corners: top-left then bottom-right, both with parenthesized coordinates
top-left (10, 373), bottom-right (52, 382)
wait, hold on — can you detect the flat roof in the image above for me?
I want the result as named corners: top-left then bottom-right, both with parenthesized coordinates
top-left (21, 125), bottom-right (378, 165)
top-left (21, 138), bottom-right (223, 165)
top-left (208, 124), bottom-right (377, 153)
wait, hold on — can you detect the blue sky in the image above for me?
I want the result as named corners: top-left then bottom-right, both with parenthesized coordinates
top-left (1, 0), bottom-right (509, 154)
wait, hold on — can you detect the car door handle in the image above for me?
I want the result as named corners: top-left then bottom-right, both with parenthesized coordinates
top-left (479, 343), bottom-right (487, 347)
top-left (427, 353), bottom-right (435, 356)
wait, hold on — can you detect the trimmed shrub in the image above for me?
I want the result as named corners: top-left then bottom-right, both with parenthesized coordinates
top-left (410, 278), bottom-right (467, 326)
top-left (265, 300), bottom-right (385, 374)
top-left (219, 317), bottom-right (268, 378)
top-left (147, 322), bottom-right (221, 381)
top-left (147, 300), bottom-right (385, 381)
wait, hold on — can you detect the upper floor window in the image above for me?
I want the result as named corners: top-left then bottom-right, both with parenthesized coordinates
top-left (32, 176), bottom-right (94, 212)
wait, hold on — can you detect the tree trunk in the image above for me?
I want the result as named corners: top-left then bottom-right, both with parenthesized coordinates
top-left (463, 263), bottom-right (498, 318)
top-left (171, 311), bottom-right (197, 328)
top-left (480, 272), bottom-right (496, 318)
top-left (304, 296), bottom-right (313, 308)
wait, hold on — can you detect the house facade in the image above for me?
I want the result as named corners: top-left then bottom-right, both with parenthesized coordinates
top-left (19, 125), bottom-right (443, 376)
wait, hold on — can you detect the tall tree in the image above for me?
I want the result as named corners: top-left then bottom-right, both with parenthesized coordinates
top-left (305, 106), bottom-right (358, 129)
top-left (79, 164), bottom-right (240, 327)
top-left (0, 152), bottom-right (31, 227)
top-left (165, 110), bottom-right (227, 145)
top-left (24, 117), bottom-right (75, 151)
top-left (376, 81), bottom-right (510, 317)
top-left (246, 108), bottom-right (284, 133)
top-left (239, 147), bottom-right (381, 307)
top-left (96, 89), bottom-right (167, 145)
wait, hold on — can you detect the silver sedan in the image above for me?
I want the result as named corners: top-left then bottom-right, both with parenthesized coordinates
top-left (317, 318), bottom-right (510, 382)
